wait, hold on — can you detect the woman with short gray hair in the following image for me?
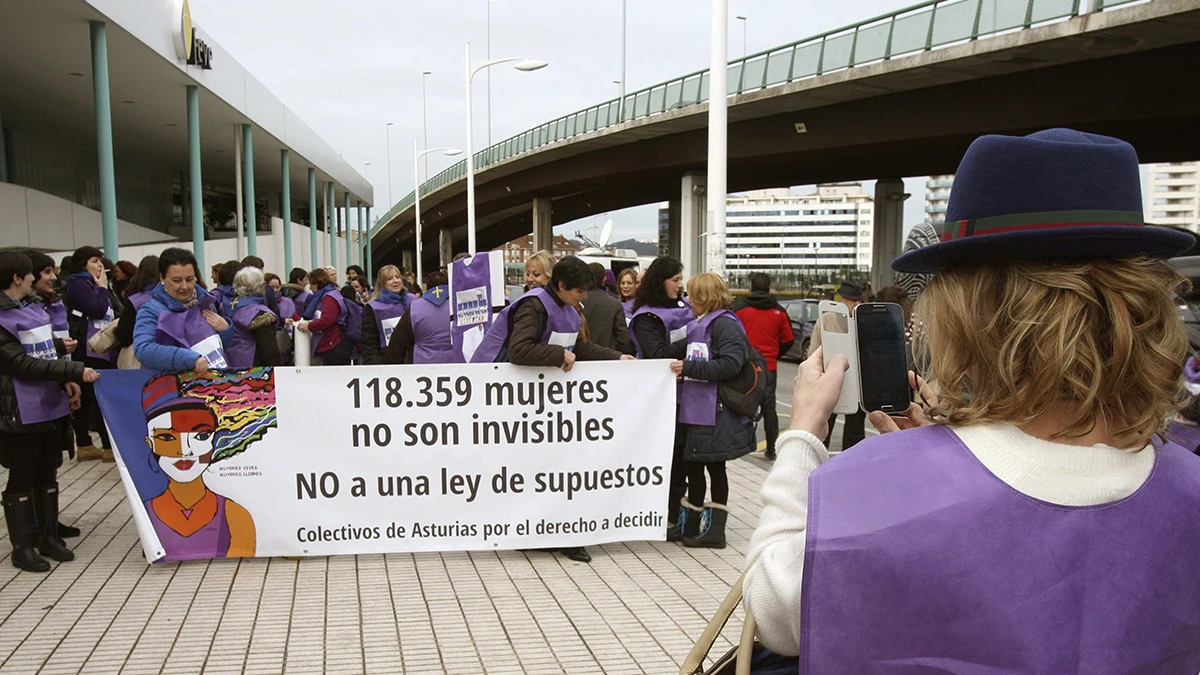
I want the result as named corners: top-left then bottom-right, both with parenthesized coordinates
top-left (227, 267), bottom-right (281, 368)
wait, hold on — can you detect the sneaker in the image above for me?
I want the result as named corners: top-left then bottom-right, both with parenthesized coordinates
top-left (100, 449), bottom-right (115, 463)
top-left (76, 446), bottom-right (102, 462)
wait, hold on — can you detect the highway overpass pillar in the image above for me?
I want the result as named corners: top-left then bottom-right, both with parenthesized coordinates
top-left (440, 228), bottom-right (453, 268)
top-left (532, 197), bottom-right (553, 252)
top-left (666, 198), bottom-right (682, 260)
top-left (872, 178), bottom-right (908, 291)
top-left (680, 172), bottom-right (707, 278)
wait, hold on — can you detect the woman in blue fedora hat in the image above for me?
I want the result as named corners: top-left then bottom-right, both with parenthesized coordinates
top-left (743, 128), bottom-right (1200, 671)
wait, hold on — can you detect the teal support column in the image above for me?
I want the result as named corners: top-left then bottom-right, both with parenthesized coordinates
top-left (308, 168), bottom-right (318, 269)
top-left (242, 124), bottom-right (257, 256)
top-left (281, 150), bottom-right (292, 272)
top-left (327, 182), bottom-right (337, 269)
top-left (0, 102), bottom-right (8, 183)
top-left (357, 201), bottom-right (364, 276)
top-left (186, 86), bottom-right (205, 272)
top-left (90, 21), bottom-right (119, 261)
top-left (366, 207), bottom-right (373, 281)
top-left (343, 192), bottom-right (352, 269)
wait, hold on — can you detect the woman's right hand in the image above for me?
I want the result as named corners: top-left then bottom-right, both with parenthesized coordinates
top-left (194, 356), bottom-right (210, 375)
top-left (295, 320), bottom-right (310, 333)
top-left (82, 368), bottom-right (100, 383)
top-left (868, 371), bottom-right (938, 434)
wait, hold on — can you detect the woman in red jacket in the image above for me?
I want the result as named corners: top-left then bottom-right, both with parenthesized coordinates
top-left (295, 268), bottom-right (353, 366)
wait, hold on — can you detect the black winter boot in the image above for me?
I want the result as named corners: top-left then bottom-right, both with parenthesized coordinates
top-left (33, 485), bottom-right (74, 562)
top-left (669, 499), bottom-right (705, 542)
top-left (560, 547), bottom-right (591, 563)
top-left (683, 502), bottom-right (729, 549)
top-left (3, 492), bottom-right (49, 572)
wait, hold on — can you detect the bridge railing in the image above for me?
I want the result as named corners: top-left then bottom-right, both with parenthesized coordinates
top-left (374, 0), bottom-right (1145, 235)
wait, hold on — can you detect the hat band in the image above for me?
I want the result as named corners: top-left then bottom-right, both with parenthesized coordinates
top-left (939, 209), bottom-right (1144, 242)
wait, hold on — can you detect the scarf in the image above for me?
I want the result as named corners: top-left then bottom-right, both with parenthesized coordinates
top-left (302, 284), bottom-right (337, 320)
top-left (378, 289), bottom-right (407, 305)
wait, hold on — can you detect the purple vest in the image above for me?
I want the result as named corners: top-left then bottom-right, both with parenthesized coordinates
top-left (469, 287), bottom-right (580, 364)
top-left (629, 302), bottom-right (693, 359)
top-left (1165, 420), bottom-right (1200, 454)
top-left (409, 289), bottom-right (458, 364)
top-left (228, 301), bottom-right (275, 369)
top-left (127, 290), bottom-right (153, 313)
top-left (155, 296), bottom-right (228, 369)
top-left (368, 298), bottom-right (410, 348)
top-left (621, 299), bottom-right (634, 324)
top-left (0, 302), bottom-right (70, 424)
top-left (278, 296), bottom-right (296, 321)
top-left (678, 310), bottom-right (738, 427)
top-left (44, 299), bottom-right (69, 341)
top-left (451, 253), bottom-right (500, 362)
top-left (145, 493), bottom-right (231, 562)
top-left (801, 425), bottom-right (1200, 673)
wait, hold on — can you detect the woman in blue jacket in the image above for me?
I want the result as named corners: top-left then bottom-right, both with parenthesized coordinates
top-left (133, 248), bottom-right (233, 373)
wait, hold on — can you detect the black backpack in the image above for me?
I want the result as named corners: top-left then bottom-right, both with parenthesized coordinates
top-left (718, 341), bottom-right (768, 419)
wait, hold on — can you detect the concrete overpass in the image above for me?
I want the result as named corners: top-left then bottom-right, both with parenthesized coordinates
top-left (371, 0), bottom-right (1200, 280)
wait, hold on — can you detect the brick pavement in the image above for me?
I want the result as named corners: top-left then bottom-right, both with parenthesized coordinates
top-left (0, 451), bottom-right (785, 675)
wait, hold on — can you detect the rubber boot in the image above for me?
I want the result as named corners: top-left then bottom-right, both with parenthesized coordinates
top-left (669, 499), bottom-right (705, 542)
top-left (3, 493), bottom-right (49, 572)
top-left (33, 485), bottom-right (73, 562)
top-left (683, 502), bottom-right (729, 549)
top-left (58, 522), bottom-right (80, 538)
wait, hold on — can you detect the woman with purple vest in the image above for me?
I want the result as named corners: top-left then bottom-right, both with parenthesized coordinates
top-left (667, 273), bottom-right (753, 549)
top-left (616, 268), bottom-right (638, 324)
top-left (361, 265), bottom-right (412, 365)
top-left (133, 248), bottom-right (234, 374)
top-left (0, 251), bottom-right (100, 572)
top-left (62, 246), bottom-right (117, 462)
top-left (211, 260), bottom-right (242, 319)
top-left (629, 257), bottom-right (695, 541)
top-left (745, 129), bottom-right (1200, 670)
top-left (279, 268), bottom-right (311, 317)
top-left (296, 267), bottom-right (353, 366)
top-left (113, 255), bottom-right (160, 356)
top-left (226, 267), bottom-right (282, 369)
top-left (384, 271), bottom-right (456, 364)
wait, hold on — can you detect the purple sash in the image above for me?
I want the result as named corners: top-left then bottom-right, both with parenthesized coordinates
top-left (127, 290), bottom-right (153, 313)
top-left (155, 295), bottom-right (228, 369)
top-left (450, 253), bottom-right (500, 362)
top-left (44, 299), bottom-right (69, 340)
top-left (0, 302), bottom-right (70, 424)
top-left (801, 425), bottom-right (1200, 673)
top-left (278, 296), bottom-right (296, 320)
top-left (228, 301), bottom-right (275, 369)
top-left (410, 291), bottom-right (458, 364)
top-left (621, 299), bottom-right (634, 324)
top-left (368, 298), bottom-right (409, 348)
top-left (469, 287), bottom-right (580, 363)
top-left (678, 309), bottom-right (737, 427)
top-left (80, 305), bottom-right (114, 361)
top-left (629, 302), bottom-right (693, 359)
top-left (145, 492), bottom-right (232, 562)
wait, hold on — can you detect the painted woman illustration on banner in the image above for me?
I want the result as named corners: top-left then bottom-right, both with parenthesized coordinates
top-left (139, 370), bottom-right (276, 561)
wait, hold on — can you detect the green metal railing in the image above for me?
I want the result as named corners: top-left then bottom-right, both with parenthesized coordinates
top-left (373, 0), bottom-right (1145, 236)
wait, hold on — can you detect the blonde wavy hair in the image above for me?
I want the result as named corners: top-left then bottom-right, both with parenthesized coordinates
top-left (915, 257), bottom-right (1189, 448)
top-left (372, 265), bottom-right (401, 300)
top-left (686, 273), bottom-right (732, 315)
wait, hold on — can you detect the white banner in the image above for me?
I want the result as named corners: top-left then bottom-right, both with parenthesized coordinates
top-left (98, 362), bottom-right (676, 563)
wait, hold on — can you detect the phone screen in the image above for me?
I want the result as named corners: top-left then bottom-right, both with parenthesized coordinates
top-left (854, 303), bottom-right (909, 413)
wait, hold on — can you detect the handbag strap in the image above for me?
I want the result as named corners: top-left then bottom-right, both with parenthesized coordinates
top-left (679, 572), bottom-right (757, 675)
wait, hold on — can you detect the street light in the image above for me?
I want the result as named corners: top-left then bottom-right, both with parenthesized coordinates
top-left (421, 71), bottom-right (432, 182)
top-left (465, 42), bottom-right (547, 255)
top-left (385, 122), bottom-right (395, 208)
top-left (415, 142), bottom-right (463, 283)
top-left (736, 15), bottom-right (748, 58)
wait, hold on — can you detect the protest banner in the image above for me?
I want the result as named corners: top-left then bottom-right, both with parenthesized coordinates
top-left (95, 361), bottom-right (676, 563)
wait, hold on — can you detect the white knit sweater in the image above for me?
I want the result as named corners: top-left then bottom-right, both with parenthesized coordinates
top-left (742, 422), bottom-right (1155, 656)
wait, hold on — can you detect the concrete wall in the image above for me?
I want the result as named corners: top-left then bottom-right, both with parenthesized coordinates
top-left (1, 182), bottom-right (354, 276)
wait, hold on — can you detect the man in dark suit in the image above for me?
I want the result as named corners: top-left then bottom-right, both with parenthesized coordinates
top-left (582, 263), bottom-right (633, 355)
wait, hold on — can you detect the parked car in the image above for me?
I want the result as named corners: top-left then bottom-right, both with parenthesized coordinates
top-left (778, 298), bottom-right (819, 361)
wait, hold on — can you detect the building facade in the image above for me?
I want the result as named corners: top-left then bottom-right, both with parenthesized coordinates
top-left (496, 234), bottom-right (581, 264)
top-left (718, 185), bottom-right (874, 275)
top-left (925, 175), bottom-right (954, 226)
top-left (1146, 162), bottom-right (1200, 232)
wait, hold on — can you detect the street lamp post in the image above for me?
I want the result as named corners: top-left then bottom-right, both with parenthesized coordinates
top-left (385, 122), bottom-right (394, 208)
top-left (414, 141), bottom-right (462, 285)
top-left (619, 0), bottom-right (627, 121)
top-left (705, 0), bottom-right (728, 276)
top-left (421, 71), bottom-right (432, 182)
top-left (736, 15), bottom-right (748, 58)
top-left (465, 43), bottom-right (547, 255)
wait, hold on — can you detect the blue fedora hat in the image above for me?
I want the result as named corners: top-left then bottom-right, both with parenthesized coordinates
top-left (892, 128), bottom-right (1195, 273)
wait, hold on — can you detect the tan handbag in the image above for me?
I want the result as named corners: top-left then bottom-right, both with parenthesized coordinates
top-left (679, 573), bottom-right (757, 675)
top-left (86, 320), bottom-right (119, 354)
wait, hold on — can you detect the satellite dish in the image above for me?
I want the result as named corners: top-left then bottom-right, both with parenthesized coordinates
top-left (599, 219), bottom-right (613, 248)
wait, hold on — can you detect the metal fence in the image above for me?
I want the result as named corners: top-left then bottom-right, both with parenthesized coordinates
top-left (372, 0), bottom-right (1146, 236)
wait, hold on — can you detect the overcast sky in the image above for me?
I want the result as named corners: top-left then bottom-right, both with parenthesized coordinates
top-left (197, 0), bottom-right (950, 242)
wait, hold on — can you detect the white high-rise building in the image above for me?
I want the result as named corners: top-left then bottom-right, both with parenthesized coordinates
top-left (925, 175), bottom-right (954, 225)
top-left (721, 184), bottom-right (874, 274)
top-left (1146, 162), bottom-right (1200, 232)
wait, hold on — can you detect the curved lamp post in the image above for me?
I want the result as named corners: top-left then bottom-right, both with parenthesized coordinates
top-left (415, 143), bottom-right (463, 283)
top-left (465, 44), bottom-right (547, 255)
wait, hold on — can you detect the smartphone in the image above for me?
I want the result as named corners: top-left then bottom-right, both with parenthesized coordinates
top-left (854, 303), bottom-right (909, 414)
top-left (819, 301), bottom-right (861, 415)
